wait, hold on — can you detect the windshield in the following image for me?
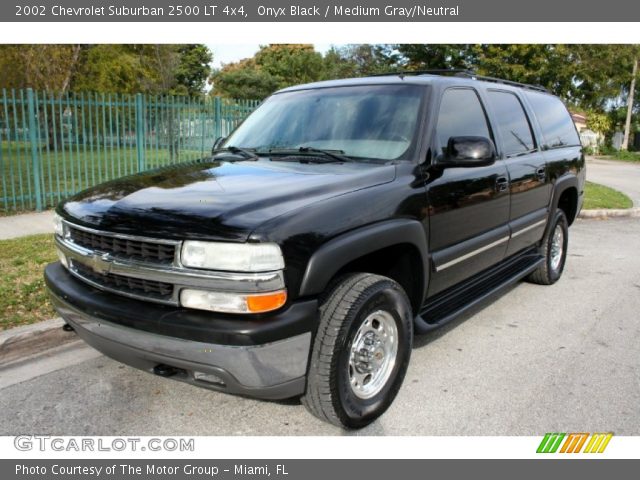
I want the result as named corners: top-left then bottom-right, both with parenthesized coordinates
top-left (222, 85), bottom-right (425, 161)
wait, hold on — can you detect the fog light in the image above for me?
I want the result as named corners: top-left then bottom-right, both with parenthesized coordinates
top-left (180, 289), bottom-right (287, 314)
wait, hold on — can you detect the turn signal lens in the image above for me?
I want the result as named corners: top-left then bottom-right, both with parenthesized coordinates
top-left (246, 291), bottom-right (288, 313)
top-left (180, 289), bottom-right (287, 314)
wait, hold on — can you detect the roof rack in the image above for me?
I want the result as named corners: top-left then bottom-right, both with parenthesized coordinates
top-left (372, 69), bottom-right (549, 93)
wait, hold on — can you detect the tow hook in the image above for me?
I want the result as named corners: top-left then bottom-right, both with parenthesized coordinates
top-left (62, 323), bottom-right (75, 332)
top-left (153, 364), bottom-right (181, 377)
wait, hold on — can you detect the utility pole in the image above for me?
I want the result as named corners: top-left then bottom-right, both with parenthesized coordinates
top-left (621, 57), bottom-right (637, 151)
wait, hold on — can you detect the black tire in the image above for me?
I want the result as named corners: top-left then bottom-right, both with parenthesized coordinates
top-left (302, 273), bottom-right (413, 429)
top-left (527, 209), bottom-right (569, 285)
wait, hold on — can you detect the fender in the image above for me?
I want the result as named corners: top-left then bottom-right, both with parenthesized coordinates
top-left (298, 219), bottom-right (430, 302)
top-left (548, 173), bottom-right (579, 224)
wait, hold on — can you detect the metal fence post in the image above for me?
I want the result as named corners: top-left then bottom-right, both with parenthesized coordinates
top-left (26, 88), bottom-right (43, 211)
top-left (214, 96), bottom-right (222, 139)
top-left (135, 93), bottom-right (146, 172)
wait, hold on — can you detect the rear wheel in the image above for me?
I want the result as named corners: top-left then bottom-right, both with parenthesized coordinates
top-left (527, 209), bottom-right (569, 285)
top-left (302, 273), bottom-right (413, 429)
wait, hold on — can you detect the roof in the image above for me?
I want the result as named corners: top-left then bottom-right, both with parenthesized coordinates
top-left (276, 71), bottom-right (550, 95)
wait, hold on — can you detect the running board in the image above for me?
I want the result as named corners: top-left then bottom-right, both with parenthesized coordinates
top-left (415, 249), bottom-right (544, 333)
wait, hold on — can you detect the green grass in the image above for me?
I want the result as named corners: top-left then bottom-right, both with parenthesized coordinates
top-left (610, 151), bottom-right (640, 162)
top-left (583, 181), bottom-right (633, 210)
top-left (0, 141), bottom-right (207, 215)
top-left (595, 150), bottom-right (640, 163)
top-left (0, 234), bottom-right (57, 330)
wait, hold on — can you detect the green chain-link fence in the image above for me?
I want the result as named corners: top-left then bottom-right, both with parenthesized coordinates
top-left (0, 88), bottom-right (260, 213)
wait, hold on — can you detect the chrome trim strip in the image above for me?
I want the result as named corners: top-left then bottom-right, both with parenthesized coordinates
top-left (511, 219), bottom-right (547, 238)
top-left (66, 259), bottom-right (179, 306)
top-left (62, 219), bottom-right (181, 246)
top-left (56, 236), bottom-right (286, 294)
top-left (435, 236), bottom-right (510, 272)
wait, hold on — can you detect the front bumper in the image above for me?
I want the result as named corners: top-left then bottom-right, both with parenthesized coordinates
top-left (45, 262), bottom-right (315, 399)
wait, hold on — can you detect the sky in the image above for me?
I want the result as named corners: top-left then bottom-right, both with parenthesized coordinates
top-left (207, 43), bottom-right (335, 69)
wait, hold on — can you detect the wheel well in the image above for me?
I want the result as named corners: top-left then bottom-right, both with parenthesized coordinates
top-left (332, 243), bottom-right (424, 315)
top-left (557, 187), bottom-right (578, 225)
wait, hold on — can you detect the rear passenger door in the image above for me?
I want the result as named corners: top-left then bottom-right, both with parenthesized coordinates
top-left (484, 89), bottom-right (551, 256)
top-left (427, 87), bottom-right (510, 296)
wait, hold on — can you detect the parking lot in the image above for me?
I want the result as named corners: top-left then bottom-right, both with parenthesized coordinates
top-left (1, 217), bottom-right (639, 436)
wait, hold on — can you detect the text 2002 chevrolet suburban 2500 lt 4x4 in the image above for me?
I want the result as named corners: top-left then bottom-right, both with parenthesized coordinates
top-left (46, 72), bottom-right (585, 429)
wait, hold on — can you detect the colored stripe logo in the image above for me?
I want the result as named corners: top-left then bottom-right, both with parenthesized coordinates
top-left (537, 433), bottom-right (613, 453)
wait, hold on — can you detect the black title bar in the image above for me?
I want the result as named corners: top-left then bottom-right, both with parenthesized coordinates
top-left (3, 0), bottom-right (639, 22)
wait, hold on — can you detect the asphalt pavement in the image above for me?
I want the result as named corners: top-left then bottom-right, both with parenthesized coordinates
top-left (1, 217), bottom-right (639, 436)
top-left (586, 158), bottom-right (640, 206)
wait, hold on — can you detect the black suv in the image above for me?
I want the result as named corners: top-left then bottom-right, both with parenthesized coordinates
top-left (45, 72), bottom-right (585, 429)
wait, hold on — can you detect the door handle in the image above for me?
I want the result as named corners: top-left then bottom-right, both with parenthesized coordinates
top-left (536, 166), bottom-right (546, 181)
top-left (495, 176), bottom-right (509, 193)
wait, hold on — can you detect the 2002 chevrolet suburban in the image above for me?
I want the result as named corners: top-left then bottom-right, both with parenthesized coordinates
top-left (45, 71), bottom-right (585, 428)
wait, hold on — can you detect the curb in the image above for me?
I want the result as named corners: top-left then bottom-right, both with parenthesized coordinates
top-left (0, 317), bottom-right (77, 365)
top-left (579, 207), bottom-right (640, 219)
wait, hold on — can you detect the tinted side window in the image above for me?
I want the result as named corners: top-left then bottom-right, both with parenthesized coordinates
top-left (436, 89), bottom-right (491, 153)
top-left (526, 92), bottom-right (580, 149)
top-left (486, 91), bottom-right (535, 157)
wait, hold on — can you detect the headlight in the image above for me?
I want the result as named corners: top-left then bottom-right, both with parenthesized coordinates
top-left (181, 241), bottom-right (284, 272)
top-left (53, 213), bottom-right (64, 237)
top-left (180, 289), bottom-right (287, 314)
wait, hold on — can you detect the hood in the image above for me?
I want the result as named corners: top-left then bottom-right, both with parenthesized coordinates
top-left (59, 159), bottom-right (396, 242)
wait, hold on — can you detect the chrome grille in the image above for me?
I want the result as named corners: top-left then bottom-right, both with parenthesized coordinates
top-left (72, 262), bottom-right (174, 302)
top-left (56, 220), bottom-right (286, 307)
top-left (69, 226), bottom-right (176, 265)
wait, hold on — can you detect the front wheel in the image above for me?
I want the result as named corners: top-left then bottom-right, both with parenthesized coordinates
top-left (527, 209), bottom-right (569, 285)
top-left (302, 273), bottom-right (413, 429)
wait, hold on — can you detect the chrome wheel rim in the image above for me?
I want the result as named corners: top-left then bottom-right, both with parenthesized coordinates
top-left (348, 310), bottom-right (398, 399)
top-left (550, 225), bottom-right (564, 271)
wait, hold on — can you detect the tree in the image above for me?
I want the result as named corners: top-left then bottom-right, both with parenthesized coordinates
top-left (622, 56), bottom-right (638, 151)
top-left (395, 44), bottom-right (476, 70)
top-left (211, 44), bottom-right (325, 98)
top-left (0, 44), bottom-right (85, 93)
top-left (211, 67), bottom-right (279, 100)
top-left (473, 45), bottom-right (576, 99)
top-left (586, 111), bottom-right (612, 154)
top-left (174, 45), bottom-right (213, 96)
top-left (73, 45), bottom-right (148, 94)
top-left (254, 44), bottom-right (324, 87)
top-left (1, 44), bottom-right (213, 97)
top-left (324, 44), bottom-right (400, 77)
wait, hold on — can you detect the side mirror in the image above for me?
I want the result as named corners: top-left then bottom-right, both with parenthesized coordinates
top-left (440, 136), bottom-right (496, 168)
top-left (211, 136), bottom-right (226, 154)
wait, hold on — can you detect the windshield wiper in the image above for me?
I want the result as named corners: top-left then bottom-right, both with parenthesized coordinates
top-left (299, 146), bottom-right (354, 162)
top-left (212, 145), bottom-right (259, 161)
top-left (268, 146), bottom-right (353, 163)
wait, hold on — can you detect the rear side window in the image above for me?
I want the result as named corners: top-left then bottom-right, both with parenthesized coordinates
top-left (486, 90), bottom-right (535, 157)
top-left (436, 88), bottom-right (491, 153)
top-left (526, 92), bottom-right (580, 149)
